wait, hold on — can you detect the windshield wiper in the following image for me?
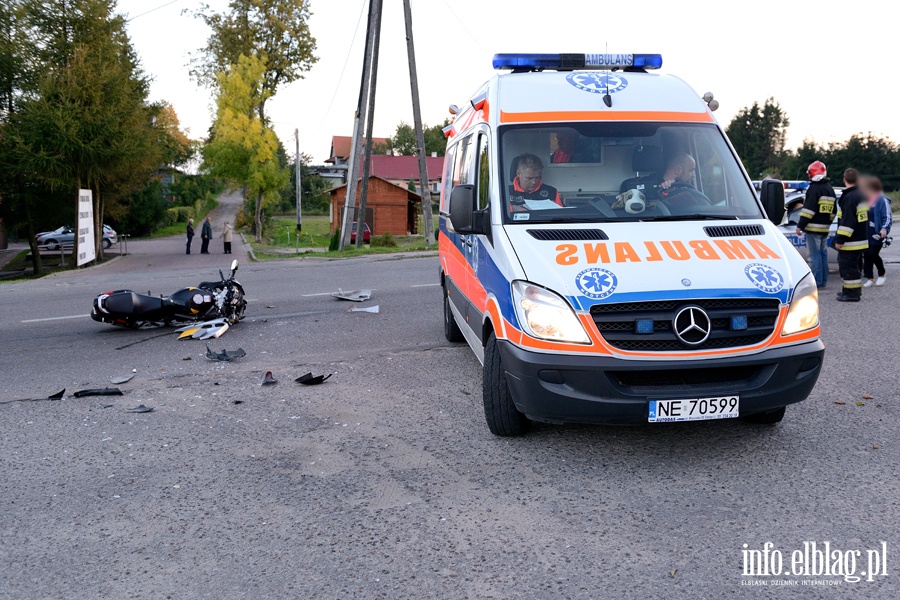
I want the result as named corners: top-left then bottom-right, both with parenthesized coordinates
top-left (640, 214), bottom-right (738, 222)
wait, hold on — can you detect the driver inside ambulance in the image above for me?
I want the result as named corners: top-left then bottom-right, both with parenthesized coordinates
top-left (508, 154), bottom-right (563, 211)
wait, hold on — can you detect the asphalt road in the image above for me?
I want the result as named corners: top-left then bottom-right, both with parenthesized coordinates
top-left (0, 234), bottom-right (898, 598)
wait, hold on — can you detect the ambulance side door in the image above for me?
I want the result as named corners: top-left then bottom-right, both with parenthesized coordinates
top-left (444, 132), bottom-right (475, 321)
top-left (463, 129), bottom-right (492, 336)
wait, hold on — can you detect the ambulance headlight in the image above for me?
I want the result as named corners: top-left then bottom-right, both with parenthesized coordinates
top-left (512, 281), bottom-right (590, 344)
top-left (782, 274), bottom-right (819, 336)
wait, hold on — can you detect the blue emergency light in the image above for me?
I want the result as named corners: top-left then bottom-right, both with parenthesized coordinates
top-left (492, 53), bottom-right (663, 71)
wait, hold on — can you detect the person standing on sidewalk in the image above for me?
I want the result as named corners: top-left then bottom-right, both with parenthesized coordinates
top-left (200, 216), bottom-right (213, 254)
top-left (222, 221), bottom-right (233, 254)
top-left (186, 218), bottom-right (195, 255)
top-left (796, 160), bottom-right (837, 289)
top-left (833, 168), bottom-right (869, 302)
top-left (862, 176), bottom-right (892, 288)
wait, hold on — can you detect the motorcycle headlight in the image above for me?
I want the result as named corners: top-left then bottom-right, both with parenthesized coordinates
top-left (511, 281), bottom-right (590, 344)
top-left (782, 273), bottom-right (819, 336)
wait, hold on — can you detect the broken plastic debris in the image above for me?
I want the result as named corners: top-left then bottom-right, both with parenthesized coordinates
top-left (295, 372), bottom-right (333, 385)
top-left (331, 288), bottom-right (372, 302)
top-left (206, 345), bottom-right (247, 362)
top-left (348, 305), bottom-right (379, 313)
top-left (233, 400), bottom-right (244, 405)
top-left (110, 373), bottom-right (135, 385)
top-left (73, 388), bottom-right (123, 398)
top-left (48, 389), bottom-right (65, 400)
top-left (261, 371), bottom-right (277, 385)
top-left (99, 404), bottom-right (114, 409)
top-left (126, 404), bottom-right (154, 413)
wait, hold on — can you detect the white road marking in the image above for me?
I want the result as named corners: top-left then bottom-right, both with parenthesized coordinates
top-left (23, 314), bottom-right (90, 323)
top-left (411, 283), bottom-right (440, 288)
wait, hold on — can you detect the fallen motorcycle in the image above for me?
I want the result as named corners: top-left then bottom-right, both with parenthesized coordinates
top-left (91, 260), bottom-right (246, 331)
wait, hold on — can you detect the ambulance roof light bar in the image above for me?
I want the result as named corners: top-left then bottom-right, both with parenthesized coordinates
top-left (492, 53), bottom-right (663, 72)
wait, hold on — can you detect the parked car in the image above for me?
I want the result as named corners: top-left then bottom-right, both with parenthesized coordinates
top-left (350, 222), bottom-right (371, 244)
top-left (36, 224), bottom-right (118, 250)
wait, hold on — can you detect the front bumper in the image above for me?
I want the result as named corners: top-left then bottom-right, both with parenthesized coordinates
top-left (499, 339), bottom-right (825, 425)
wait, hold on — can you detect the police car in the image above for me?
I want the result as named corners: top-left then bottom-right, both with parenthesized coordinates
top-left (439, 53), bottom-right (824, 436)
top-left (777, 188), bottom-right (843, 272)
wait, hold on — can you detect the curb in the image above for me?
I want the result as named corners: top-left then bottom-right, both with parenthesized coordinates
top-left (240, 233), bottom-right (258, 262)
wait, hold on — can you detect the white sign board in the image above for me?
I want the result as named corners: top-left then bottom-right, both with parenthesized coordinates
top-left (77, 189), bottom-right (95, 266)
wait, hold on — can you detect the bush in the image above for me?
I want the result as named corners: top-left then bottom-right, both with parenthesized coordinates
top-left (371, 232), bottom-right (397, 247)
top-left (328, 229), bottom-right (340, 251)
top-left (166, 206), bottom-right (194, 224)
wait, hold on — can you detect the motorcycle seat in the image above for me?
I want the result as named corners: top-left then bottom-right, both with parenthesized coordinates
top-left (105, 291), bottom-right (164, 315)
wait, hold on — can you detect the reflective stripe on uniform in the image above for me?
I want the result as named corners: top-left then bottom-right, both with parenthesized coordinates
top-left (843, 280), bottom-right (863, 289)
top-left (804, 224), bottom-right (830, 233)
top-left (800, 208), bottom-right (815, 218)
top-left (841, 240), bottom-right (869, 251)
top-left (837, 225), bottom-right (855, 237)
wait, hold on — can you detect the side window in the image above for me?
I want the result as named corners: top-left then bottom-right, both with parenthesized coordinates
top-left (441, 142), bottom-right (457, 213)
top-left (476, 133), bottom-right (491, 210)
top-left (457, 134), bottom-right (476, 186)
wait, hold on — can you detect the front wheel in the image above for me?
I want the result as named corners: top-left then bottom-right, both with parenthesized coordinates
top-left (103, 238), bottom-right (112, 249)
top-left (443, 287), bottom-right (464, 343)
top-left (743, 406), bottom-right (786, 424)
top-left (483, 332), bottom-right (530, 436)
top-left (45, 239), bottom-right (59, 251)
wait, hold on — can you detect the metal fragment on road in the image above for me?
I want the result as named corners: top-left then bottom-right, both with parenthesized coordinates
top-left (125, 404), bottom-right (154, 413)
top-left (331, 288), bottom-right (372, 302)
top-left (261, 371), bottom-right (277, 385)
top-left (73, 388), bottom-right (123, 398)
top-left (295, 372), bottom-right (333, 386)
top-left (206, 345), bottom-right (247, 362)
top-left (348, 305), bottom-right (380, 313)
top-left (48, 389), bottom-right (65, 400)
top-left (110, 373), bottom-right (135, 385)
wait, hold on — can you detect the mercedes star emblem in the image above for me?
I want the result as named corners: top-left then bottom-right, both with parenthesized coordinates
top-left (673, 306), bottom-right (711, 346)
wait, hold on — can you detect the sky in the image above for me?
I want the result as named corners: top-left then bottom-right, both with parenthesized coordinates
top-left (117, 0), bottom-right (898, 165)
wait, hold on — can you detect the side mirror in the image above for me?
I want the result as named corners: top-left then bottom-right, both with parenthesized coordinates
top-left (760, 179), bottom-right (785, 225)
top-left (448, 185), bottom-right (476, 233)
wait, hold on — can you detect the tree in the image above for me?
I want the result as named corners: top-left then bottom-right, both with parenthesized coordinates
top-left (387, 120), bottom-right (447, 157)
top-left (153, 102), bottom-right (195, 168)
top-left (0, 0), bottom-right (161, 272)
top-left (190, 0), bottom-right (317, 122)
top-left (726, 98), bottom-right (790, 178)
top-left (203, 53), bottom-right (288, 241)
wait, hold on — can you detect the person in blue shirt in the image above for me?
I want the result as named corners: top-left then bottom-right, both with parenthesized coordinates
top-left (861, 176), bottom-right (892, 288)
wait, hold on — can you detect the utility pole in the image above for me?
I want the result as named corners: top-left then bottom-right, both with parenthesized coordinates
top-left (295, 128), bottom-right (302, 239)
top-left (402, 0), bottom-right (435, 246)
top-left (339, 0), bottom-right (378, 250)
top-left (356, 0), bottom-right (383, 249)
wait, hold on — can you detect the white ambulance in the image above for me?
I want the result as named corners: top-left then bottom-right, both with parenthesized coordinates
top-left (439, 53), bottom-right (824, 436)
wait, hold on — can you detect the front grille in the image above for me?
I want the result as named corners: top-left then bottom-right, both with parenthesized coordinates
top-left (612, 365), bottom-right (761, 391)
top-left (703, 224), bottom-right (764, 237)
top-left (590, 298), bottom-right (780, 352)
top-left (527, 228), bottom-right (608, 241)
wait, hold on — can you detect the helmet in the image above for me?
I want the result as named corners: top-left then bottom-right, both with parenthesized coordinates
top-left (807, 161), bottom-right (827, 181)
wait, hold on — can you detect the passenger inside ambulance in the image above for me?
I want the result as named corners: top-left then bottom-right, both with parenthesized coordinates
top-left (501, 122), bottom-right (756, 222)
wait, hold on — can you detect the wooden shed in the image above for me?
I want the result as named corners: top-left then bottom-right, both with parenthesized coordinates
top-left (329, 176), bottom-right (422, 236)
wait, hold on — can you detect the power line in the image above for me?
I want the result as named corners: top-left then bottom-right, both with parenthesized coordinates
top-left (314, 0), bottom-right (369, 140)
top-left (125, 0), bottom-right (181, 23)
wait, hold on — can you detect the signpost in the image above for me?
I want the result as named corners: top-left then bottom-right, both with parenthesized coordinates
top-left (77, 189), bottom-right (95, 266)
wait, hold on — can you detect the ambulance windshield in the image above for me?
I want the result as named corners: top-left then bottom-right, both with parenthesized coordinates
top-left (500, 122), bottom-right (763, 223)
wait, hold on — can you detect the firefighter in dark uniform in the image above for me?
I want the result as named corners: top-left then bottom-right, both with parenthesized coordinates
top-left (795, 160), bottom-right (837, 289)
top-left (833, 168), bottom-right (869, 302)
top-left (508, 154), bottom-right (563, 212)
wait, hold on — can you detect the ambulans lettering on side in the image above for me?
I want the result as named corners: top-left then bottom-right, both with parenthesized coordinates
top-left (438, 53), bottom-right (824, 436)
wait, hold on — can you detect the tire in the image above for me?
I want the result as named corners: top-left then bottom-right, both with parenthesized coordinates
top-left (45, 239), bottom-right (59, 251)
top-left (103, 238), bottom-right (111, 249)
top-left (743, 406), bottom-right (786, 424)
top-left (443, 288), bottom-right (464, 343)
top-left (483, 332), bottom-right (530, 436)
